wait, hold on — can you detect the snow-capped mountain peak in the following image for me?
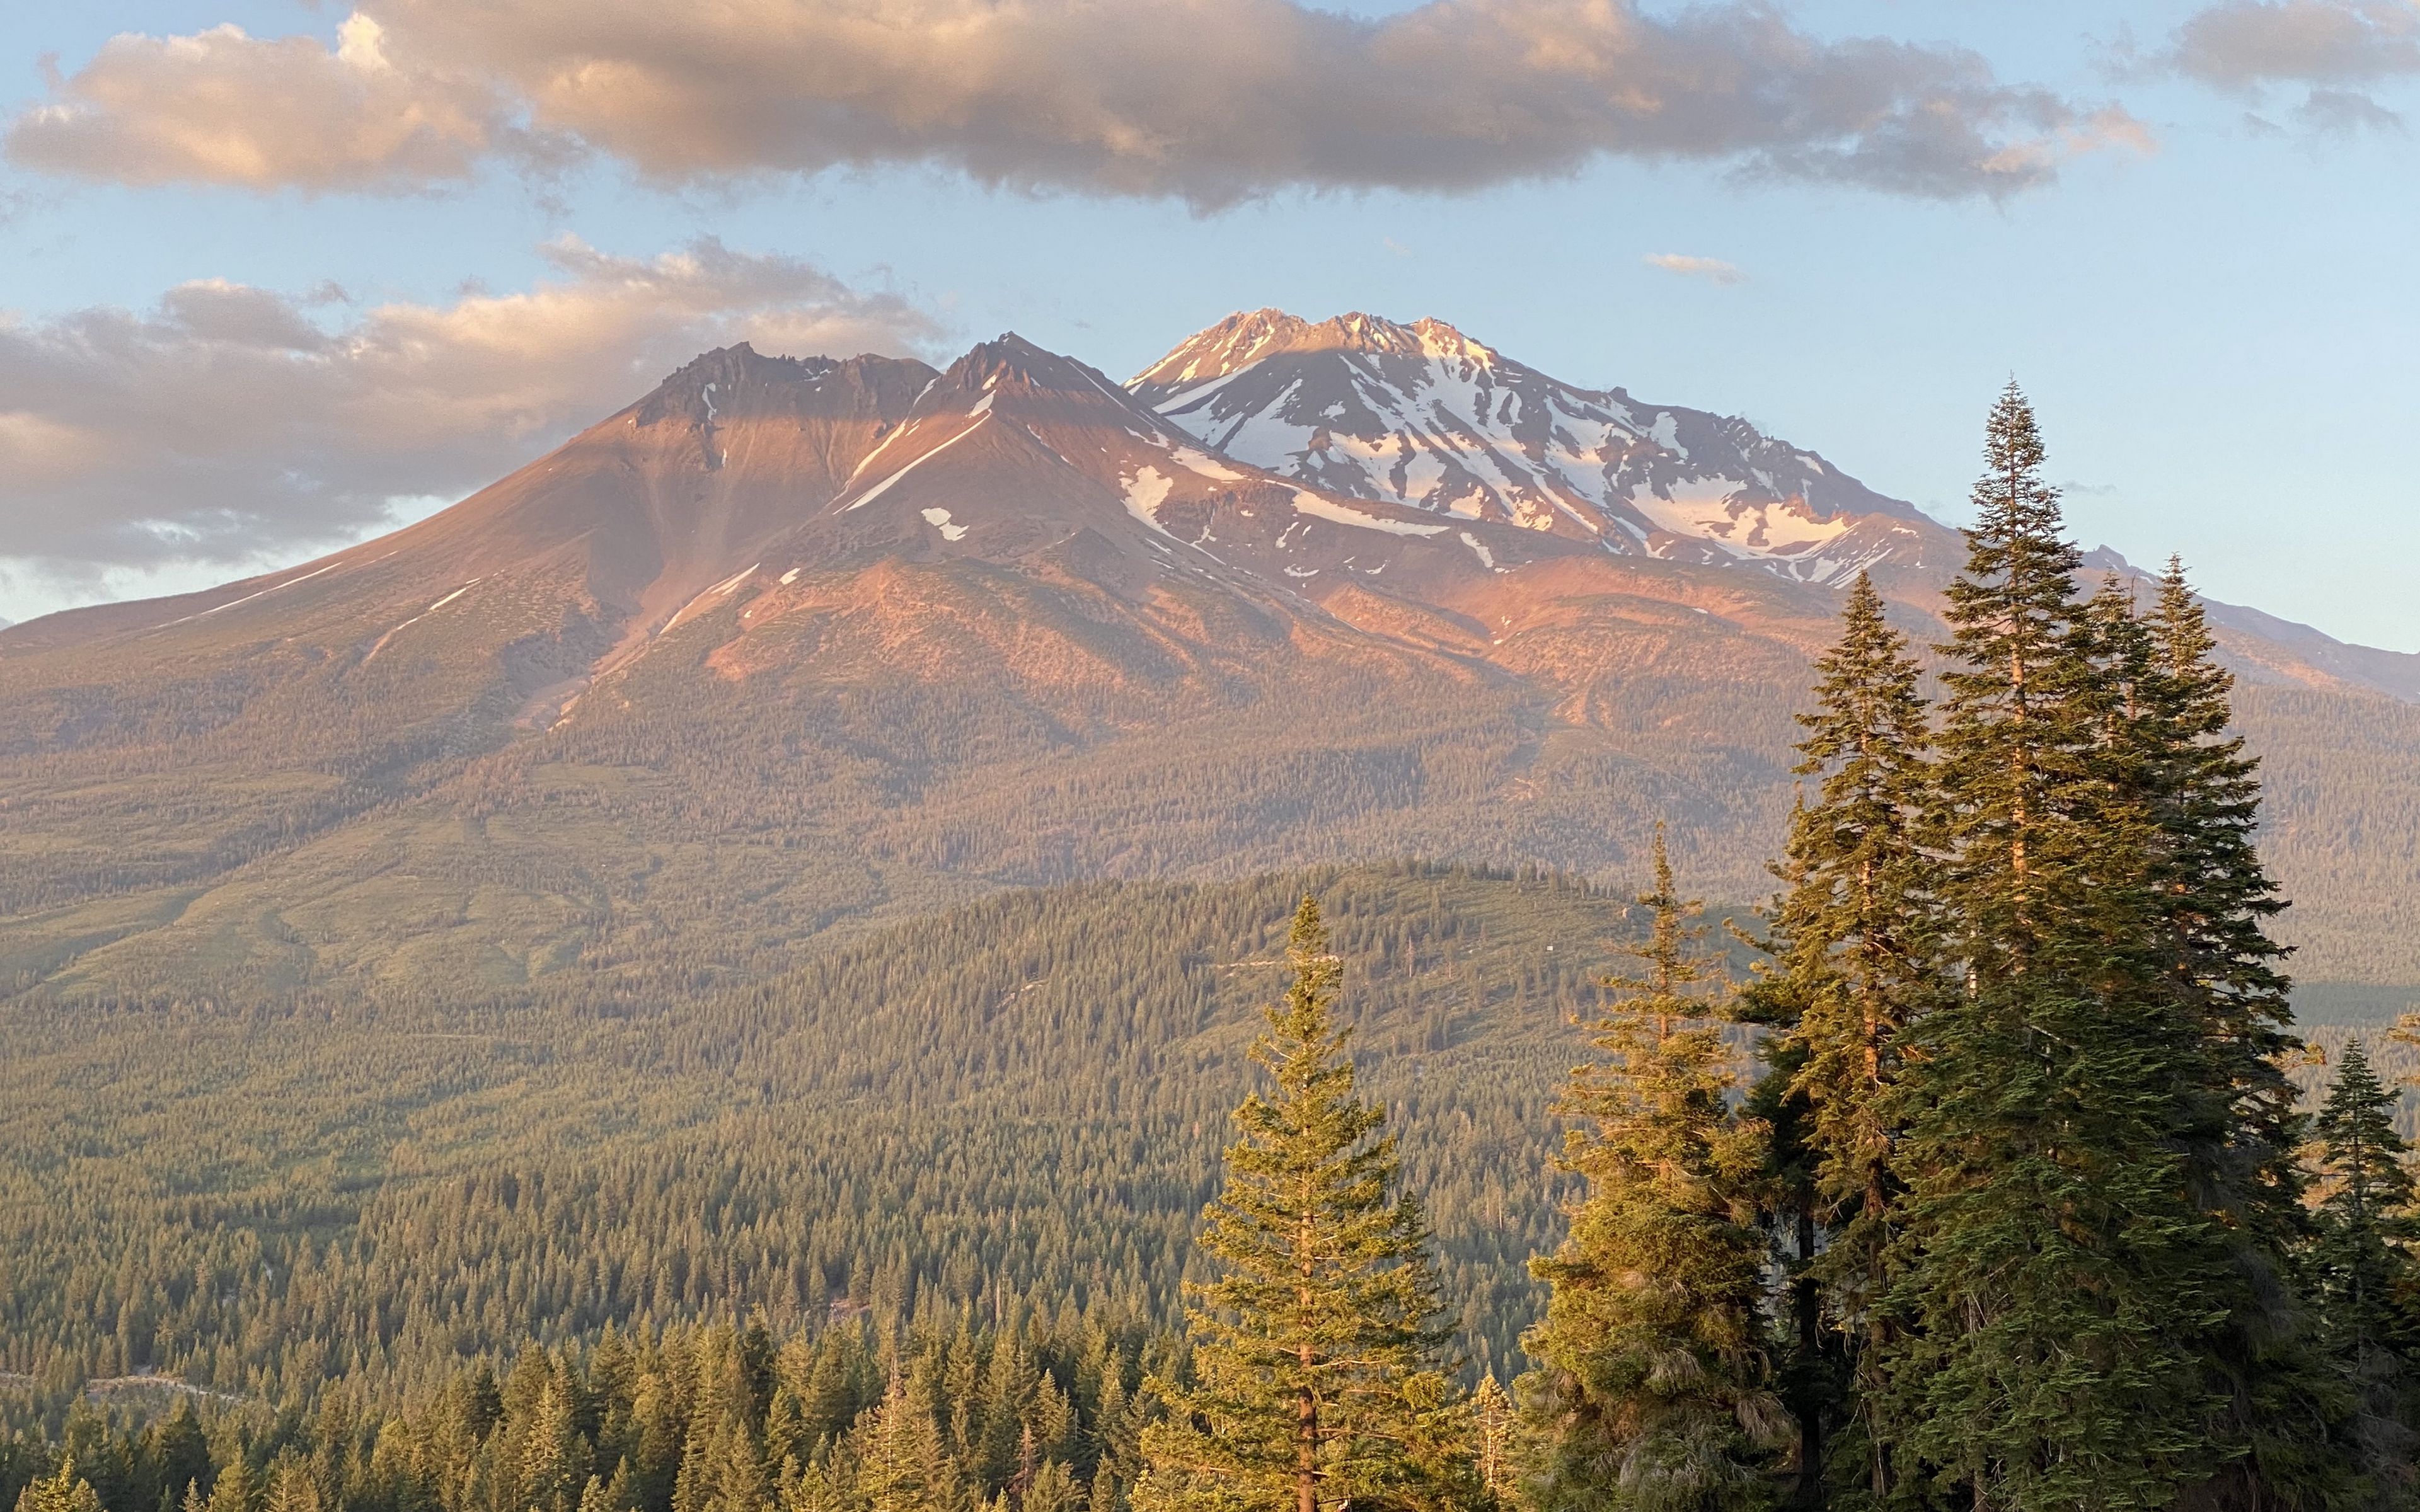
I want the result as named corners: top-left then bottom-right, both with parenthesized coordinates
top-left (1133, 309), bottom-right (1505, 394)
top-left (1129, 309), bottom-right (1949, 586)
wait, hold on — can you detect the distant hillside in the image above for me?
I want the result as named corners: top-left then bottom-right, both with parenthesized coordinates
top-left (0, 864), bottom-right (1639, 1403)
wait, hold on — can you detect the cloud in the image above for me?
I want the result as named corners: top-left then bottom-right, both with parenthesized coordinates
top-left (1644, 253), bottom-right (1746, 285)
top-left (2154, 1), bottom-right (2419, 131)
top-left (6, 0), bottom-right (2146, 205)
top-left (2165, 0), bottom-right (2420, 89)
top-left (2300, 84), bottom-right (2408, 129)
top-left (6, 16), bottom-right (524, 193)
top-left (0, 239), bottom-right (936, 610)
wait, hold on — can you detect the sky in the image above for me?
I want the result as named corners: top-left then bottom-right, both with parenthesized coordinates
top-left (1, 0), bottom-right (2416, 649)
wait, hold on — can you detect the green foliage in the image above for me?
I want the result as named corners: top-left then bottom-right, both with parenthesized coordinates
top-left (0, 1317), bottom-right (1156, 1512)
top-left (1744, 575), bottom-right (1933, 1508)
top-left (2309, 1040), bottom-right (2420, 1501)
top-left (2116, 564), bottom-right (2348, 1512)
top-left (1879, 387), bottom-right (2243, 1509)
top-left (13, 1462), bottom-right (103, 1512)
top-left (1138, 898), bottom-right (1478, 1512)
top-left (0, 865), bottom-right (1656, 1418)
top-left (1520, 832), bottom-right (1784, 1512)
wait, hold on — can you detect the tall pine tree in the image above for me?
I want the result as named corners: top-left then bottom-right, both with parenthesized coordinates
top-left (1880, 384), bottom-right (2234, 1510)
top-left (1136, 896), bottom-right (1475, 1512)
top-left (1523, 828), bottom-right (1787, 1512)
top-left (2308, 1038), bottom-right (2420, 1503)
top-left (2101, 563), bottom-right (2348, 1511)
top-left (1749, 573), bottom-right (1934, 1509)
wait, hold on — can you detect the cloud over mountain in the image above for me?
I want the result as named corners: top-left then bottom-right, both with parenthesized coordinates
top-left (0, 238), bottom-right (934, 607)
top-left (7, 0), bottom-right (2146, 205)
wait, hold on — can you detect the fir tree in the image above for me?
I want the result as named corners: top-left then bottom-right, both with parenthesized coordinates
top-left (2111, 563), bottom-right (2347, 1511)
top-left (2309, 1038), bottom-right (2420, 1501)
top-left (202, 1459), bottom-right (256, 1512)
top-left (1881, 385), bottom-right (2234, 1510)
top-left (853, 1374), bottom-right (962, 1512)
top-left (1521, 829), bottom-right (1786, 1512)
top-left (146, 1404), bottom-right (212, 1512)
top-left (1470, 1377), bottom-right (1516, 1507)
top-left (1748, 573), bottom-right (1933, 1508)
top-left (524, 1370), bottom-right (591, 1512)
top-left (259, 1455), bottom-right (320, 1512)
top-left (14, 1463), bottom-right (103, 1512)
top-left (1136, 895), bottom-right (1475, 1512)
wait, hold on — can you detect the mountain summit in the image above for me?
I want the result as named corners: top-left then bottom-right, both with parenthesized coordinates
top-left (1131, 309), bottom-right (1949, 587)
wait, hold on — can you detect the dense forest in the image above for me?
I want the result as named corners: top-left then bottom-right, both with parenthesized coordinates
top-left (0, 862), bottom-right (1668, 1414)
top-left (14, 387), bottom-right (2420, 1511)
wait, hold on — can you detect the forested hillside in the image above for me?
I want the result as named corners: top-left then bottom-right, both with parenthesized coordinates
top-left (0, 864), bottom-right (1658, 1422)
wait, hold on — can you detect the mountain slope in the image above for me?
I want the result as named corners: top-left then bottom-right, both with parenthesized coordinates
top-left (3, 318), bottom-right (2418, 996)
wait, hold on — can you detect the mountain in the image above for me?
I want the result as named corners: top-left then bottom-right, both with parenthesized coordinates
top-left (3, 316), bottom-right (2417, 1004)
top-left (1131, 309), bottom-right (1960, 588)
top-left (1132, 311), bottom-right (2420, 707)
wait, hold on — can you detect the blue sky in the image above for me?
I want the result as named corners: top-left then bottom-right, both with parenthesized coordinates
top-left (3, 0), bottom-right (2416, 650)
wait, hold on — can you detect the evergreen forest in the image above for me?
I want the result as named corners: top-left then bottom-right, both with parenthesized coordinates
top-left (13, 387), bottom-right (2420, 1512)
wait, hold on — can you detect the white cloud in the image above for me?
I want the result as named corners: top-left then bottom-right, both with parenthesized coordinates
top-left (6, 0), bottom-right (2148, 204)
top-left (1644, 253), bottom-right (1746, 285)
top-left (5, 16), bottom-right (523, 192)
top-left (0, 238), bottom-right (936, 617)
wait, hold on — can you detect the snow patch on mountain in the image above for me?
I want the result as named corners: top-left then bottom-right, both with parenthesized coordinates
top-left (1289, 490), bottom-right (1450, 538)
top-left (1132, 309), bottom-right (1933, 587)
top-left (1122, 466), bottom-right (1175, 534)
top-left (1627, 479), bottom-right (1855, 559)
top-left (842, 415), bottom-right (991, 512)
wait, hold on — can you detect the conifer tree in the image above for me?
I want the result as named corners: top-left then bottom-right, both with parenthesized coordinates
top-left (1470, 1376), bottom-right (1516, 1506)
top-left (259, 1458), bottom-right (320, 1512)
top-left (2309, 1038), bottom-right (2420, 1499)
top-left (1881, 385), bottom-right (2233, 1509)
top-left (1748, 573), bottom-right (1933, 1508)
top-left (2136, 561), bottom-right (2308, 1228)
top-left (524, 1370), bottom-right (590, 1512)
top-left (202, 1458), bottom-right (255, 1512)
top-left (1136, 895), bottom-right (1475, 1512)
top-left (13, 1463), bottom-right (103, 1512)
top-left (1521, 830), bottom-right (1786, 1512)
top-left (2106, 562), bottom-right (2347, 1509)
top-left (853, 1374), bottom-right (962, 1512)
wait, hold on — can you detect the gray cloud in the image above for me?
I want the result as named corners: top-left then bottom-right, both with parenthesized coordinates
top-left (2167, 0), bottom-right (2420, 89)
top-left (6, 0), bottom-right (2147, 205)
top-left (2300, 84), bottom-right (2409, 129)
top-left (0, 238), bottom-right (936, 611)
